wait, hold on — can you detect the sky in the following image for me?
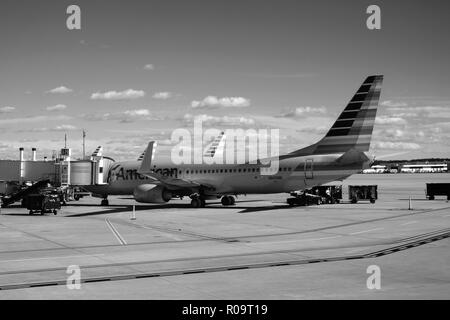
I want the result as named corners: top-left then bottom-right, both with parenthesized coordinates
top-left (0, 0), bottom-right (449, 161)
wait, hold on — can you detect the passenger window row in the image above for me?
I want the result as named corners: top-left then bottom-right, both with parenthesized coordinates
top-left (180, 167), bottom-right (292, 175)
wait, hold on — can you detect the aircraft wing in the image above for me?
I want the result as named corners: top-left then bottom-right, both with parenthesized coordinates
top-left (137, 141), bottom-right (215, 192)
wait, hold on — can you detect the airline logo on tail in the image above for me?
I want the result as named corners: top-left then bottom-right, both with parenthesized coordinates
top-left (288, 75), bottom-right (383, 157)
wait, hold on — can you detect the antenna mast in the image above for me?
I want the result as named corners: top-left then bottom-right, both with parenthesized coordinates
top-left (82, 129), bottom-right (86, 159)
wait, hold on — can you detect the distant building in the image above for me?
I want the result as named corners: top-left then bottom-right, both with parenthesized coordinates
top-left (400, 163), bottom-right (447, 173)
top-left (363, 165), bottom-right (387, 174)
top-left (363, 162), bottom-right (448, 174)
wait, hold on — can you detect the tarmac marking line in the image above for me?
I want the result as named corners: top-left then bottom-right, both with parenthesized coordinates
top-left (349, 228), bottom-right (384, 235)
top-left (105, 219), bottom-right (127, 245)
top-left (1, 229), bottom-right (449, 291)
top-left (400, 221), bottom-right (418, 226)
top-left (308, 235), bottom-right (342, 241)
top-left (0, 254), bottom-right (105, 263)
top-left (245, 235), bottom-right (342, 245)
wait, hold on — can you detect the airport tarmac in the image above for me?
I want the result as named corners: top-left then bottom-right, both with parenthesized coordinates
top-left (0, 173), bottom-right (449, 299)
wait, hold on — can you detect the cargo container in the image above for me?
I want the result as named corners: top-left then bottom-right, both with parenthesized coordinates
top-left (25, 193), bottom-right (61, 215)
top-left (426, 183), bottom-right (450, 200)
top-left (348, 185), bottom-right (377, 203)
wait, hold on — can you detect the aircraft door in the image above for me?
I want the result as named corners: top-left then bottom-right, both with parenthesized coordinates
top-left (304, 159), bottom-right (314, 179)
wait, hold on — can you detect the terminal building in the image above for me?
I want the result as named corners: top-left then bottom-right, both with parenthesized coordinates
top-left (400, 163), bottom-right (448, 173)
top-left (363, 162), bottom-right (448, 174)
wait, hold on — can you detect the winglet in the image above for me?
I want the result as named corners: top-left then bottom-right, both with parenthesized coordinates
top-left (138, 141), bottom-right (157, 174)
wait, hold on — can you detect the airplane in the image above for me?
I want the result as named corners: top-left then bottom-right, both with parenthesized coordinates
top-left (84, 75), bottom-right (383, 208)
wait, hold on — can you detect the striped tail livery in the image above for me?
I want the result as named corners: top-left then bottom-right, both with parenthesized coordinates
top-left (289, 75), bottom-right (383, 156)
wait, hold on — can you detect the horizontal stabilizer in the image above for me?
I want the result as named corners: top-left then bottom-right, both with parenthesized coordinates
top-left (336, 148), bottom-right (370, 164)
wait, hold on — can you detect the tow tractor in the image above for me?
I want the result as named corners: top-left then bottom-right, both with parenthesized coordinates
top-left (287, 190), bottom-right (323, 206)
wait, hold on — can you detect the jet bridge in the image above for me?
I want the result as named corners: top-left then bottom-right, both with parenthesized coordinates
top-left (68, 147), bottom-right (114, 186)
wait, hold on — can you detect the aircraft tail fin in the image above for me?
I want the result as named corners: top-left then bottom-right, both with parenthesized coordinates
top-left (290, 75), bottom-right (383, 156)
top-left (203, 131), bottom-right (225, 158)
top-left (137, 151), bottom-right (145, 161)
top-left (138, 141), bottom-right (157, 174)
top-left (91, 146), bottom-right (103, 157)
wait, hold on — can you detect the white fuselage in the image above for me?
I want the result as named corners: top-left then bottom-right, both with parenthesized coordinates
top-left (84, 153), bottom-right (370, 197)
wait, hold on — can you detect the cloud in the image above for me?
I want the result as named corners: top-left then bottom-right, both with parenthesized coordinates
top-left (144, 64), bottom-right (154, 70)
top-left (390, 112), bottom-right (419, 118)
top-left (0, 115), bottom-right (71, 125)
top-left (183, 113), bottom-right (255, 126)
top-left (377, 128), bottom-right (405, 139)
top-left (46, 104), bottom-right (67, 111)
top-left (381, 100), bottom-right (408, 107)
top-left (46, 86), bottom-right (73, 94)
top-left (0, 106), bottom-right (15, 113)
top-left (82, 109), bottom-right (156, 123)
top-left (279, 106), bottom-right (327, 117)
top-left (53, 124), bottom-right (77, 131)
top-left (386, 105), bottom-right (450, 118)
top-left (191, 96), bottom-right (250, 108)
top-left (243, 72), bottom-right (318, 79)
top-left (375, 116), bottom-right (407, 125)
top-left (153, 92), bottom-right (172, 99)
top-left (20, 124), bottom-right (78, 132)
top-left (373, 141), bottom-right (421, 150)
top-left (91, 89), bottom-right (145, 100)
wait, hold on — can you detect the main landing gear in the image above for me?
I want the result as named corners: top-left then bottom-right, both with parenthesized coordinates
top-left (221, 195), bottom-right (235, 206)
top-left (101, 197), bottom-right (109, 206)
top-left (190, 197), bottom-right (206, 208)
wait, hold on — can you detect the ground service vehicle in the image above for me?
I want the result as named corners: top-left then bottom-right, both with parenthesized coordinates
top-left (426, 183), bottom-right (450, 200)
top-left (348, 185), bottom-right (377, 203)
top-left (25, 193), bottom-right (61, 215)
top-left (309, 185), bottom-right (342, 204)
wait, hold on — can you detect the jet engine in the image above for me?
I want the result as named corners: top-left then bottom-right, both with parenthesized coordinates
top-left (133, 184), bottom-right (172, 203)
